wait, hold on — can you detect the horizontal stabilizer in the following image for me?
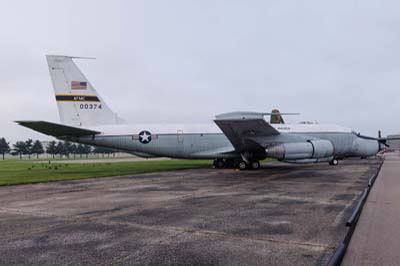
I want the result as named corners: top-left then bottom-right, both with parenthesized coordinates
top-left (15, 121), bottom-right (100, 137)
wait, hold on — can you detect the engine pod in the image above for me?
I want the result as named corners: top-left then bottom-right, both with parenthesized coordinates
top-left (310, 140), bottom-right (334, 158)
top-left (266, 140), bottom-right (334, 160)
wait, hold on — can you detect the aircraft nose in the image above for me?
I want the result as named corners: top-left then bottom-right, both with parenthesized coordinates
top-left (352, 138), bottom-right (379, 157)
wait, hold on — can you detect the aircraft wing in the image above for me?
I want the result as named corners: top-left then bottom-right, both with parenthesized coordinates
top-left (15, 121), bottom-right (101, 137)
top-left (214, 112), bottom-right (279, 151)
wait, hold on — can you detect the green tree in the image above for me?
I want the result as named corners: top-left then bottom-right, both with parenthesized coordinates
top-left (25, 139), bottom-right (33, 160)
top-left (63, 141), bottom-right (73, 158)
top-left (46, 141), bottom-right (57, 158)
top-left (77, 144), bottom-right (84, 158)
top-left (13, 141), bottom-right (27, 160)
top-left (77, 144), bottom-right (92, 158)
top-left (31, 140), bottom-right (44, 159)
top-left (55, 141), bottom-right (65, 159)
top-left (94, 146), bottom-right (116, 158)
top-left (70, 143), bottom-right (78, 159)
top-left (81, 144), bottom-right (92, 158)
top-left (0, 138), bottom-right (10, 160)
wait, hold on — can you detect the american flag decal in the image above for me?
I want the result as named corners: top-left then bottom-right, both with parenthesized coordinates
top-left (71, 81), bottom-right (87, 90)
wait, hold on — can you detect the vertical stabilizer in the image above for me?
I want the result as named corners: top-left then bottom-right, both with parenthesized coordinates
top-left (46, 55), bottom-right (124, 127)
top-left (270, 109), bottom-right (285, 124)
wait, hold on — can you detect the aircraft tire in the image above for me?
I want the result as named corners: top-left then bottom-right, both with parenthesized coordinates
top-left (238, 161), bottom-right (248, 170)
top-left (329, 159), bottom-right (339, 166)
top-left (216, 160), bottom-right (225, 168)
top-left (224, 159), bottom-right (235, 168)
top-left (250, 161), bottom-right (261, 170)
top-left (213, 159), bottom-right (225, 168)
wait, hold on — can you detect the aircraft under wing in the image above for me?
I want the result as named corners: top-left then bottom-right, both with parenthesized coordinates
top-left (214, 112), bottom-right (279, 152)
top-left (15, 121), bottom-right (101, 137)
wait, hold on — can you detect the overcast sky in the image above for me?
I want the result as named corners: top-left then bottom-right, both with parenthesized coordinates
top-left (0, 0), bottom-right (399, 142)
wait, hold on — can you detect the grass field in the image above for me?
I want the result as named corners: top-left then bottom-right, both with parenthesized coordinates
top-left (0, 159), bottom-right (211, 186)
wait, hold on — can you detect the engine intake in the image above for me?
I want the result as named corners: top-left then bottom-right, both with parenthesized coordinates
top-left (266, 140), bottom-right (334, 160)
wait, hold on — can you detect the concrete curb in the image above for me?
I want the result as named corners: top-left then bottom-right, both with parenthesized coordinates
top-left (326, 158), bottom-right (384, 266)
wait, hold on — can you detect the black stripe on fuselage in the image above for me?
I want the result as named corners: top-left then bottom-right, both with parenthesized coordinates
top-left (55, 95), bottom-right (100, 102)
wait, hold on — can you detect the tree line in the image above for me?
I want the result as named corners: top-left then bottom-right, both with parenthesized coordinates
top-left (0, 138), bottom-right (117, 160)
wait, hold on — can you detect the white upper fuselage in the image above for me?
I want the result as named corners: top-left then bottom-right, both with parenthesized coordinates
top-left (87, 122), bottom-right (352, 136)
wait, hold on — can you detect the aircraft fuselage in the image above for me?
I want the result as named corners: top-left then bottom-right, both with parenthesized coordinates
top-left (66, 123), bottom-right (380, 161)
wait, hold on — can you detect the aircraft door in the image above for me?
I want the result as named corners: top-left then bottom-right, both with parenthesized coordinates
top-left (177, 130), bottom-right (184, 143)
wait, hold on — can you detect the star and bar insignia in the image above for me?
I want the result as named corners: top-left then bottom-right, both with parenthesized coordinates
top-left (133, 131), bottom-right (157, 144)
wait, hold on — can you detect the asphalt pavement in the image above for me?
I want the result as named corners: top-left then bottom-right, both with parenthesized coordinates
top-left (0, 159), bottom-right (381, 266)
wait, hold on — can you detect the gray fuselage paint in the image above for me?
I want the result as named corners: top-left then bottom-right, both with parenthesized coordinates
top-left (71, 131), bottom-right (379, 161)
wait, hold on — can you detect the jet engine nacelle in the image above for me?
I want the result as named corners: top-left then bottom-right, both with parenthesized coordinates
top-left (266, 140), bottom-right (334, 160)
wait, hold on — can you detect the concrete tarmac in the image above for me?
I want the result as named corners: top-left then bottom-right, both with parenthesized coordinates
top-left (342, 154), bottom-right (400, 266)
top-left (0, 159), bottom-right (381, 266)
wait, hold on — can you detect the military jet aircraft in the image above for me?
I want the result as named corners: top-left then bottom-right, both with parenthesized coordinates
top-left (16, 55), bottom-right (387, 170)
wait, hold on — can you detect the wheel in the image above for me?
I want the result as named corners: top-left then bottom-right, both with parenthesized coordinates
top-left (213, 159), bottom-right (225, 168)
top-left (238, 161), bottom-right (248, 170)
top-left (216, 160), bottom-right (225, 168)
top-left (212, 159), bottom-right (218, 168)
top-left (224, 159), bottom-right (235, 168)
top-left (250, 160), bottom-right (260, 170)
top-left (329, 159), bottom-right (339, 166)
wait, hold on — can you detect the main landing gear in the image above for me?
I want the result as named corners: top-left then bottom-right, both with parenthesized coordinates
top-left (213, 159), bottom-right (261, 170)
top-left (213, 159), bottom-right (225, 168)
top-left (212, 159), bottom-right (236, 169)
top-left (238, 160), bottom-right (261, 170)
top-left (238, 161), bottom-right (247, 170)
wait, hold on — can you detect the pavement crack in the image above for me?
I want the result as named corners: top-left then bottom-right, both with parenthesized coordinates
top-left (96, 219), bottom-right (335, 252)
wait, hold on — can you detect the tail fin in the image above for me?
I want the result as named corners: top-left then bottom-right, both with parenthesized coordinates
top-left (270, 109), bottom-right (285, 124)
top-left (46, 55), bottom-right (124, 127)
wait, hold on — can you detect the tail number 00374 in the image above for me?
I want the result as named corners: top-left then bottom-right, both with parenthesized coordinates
top-left (79, 104), bottom-right (102, 110)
